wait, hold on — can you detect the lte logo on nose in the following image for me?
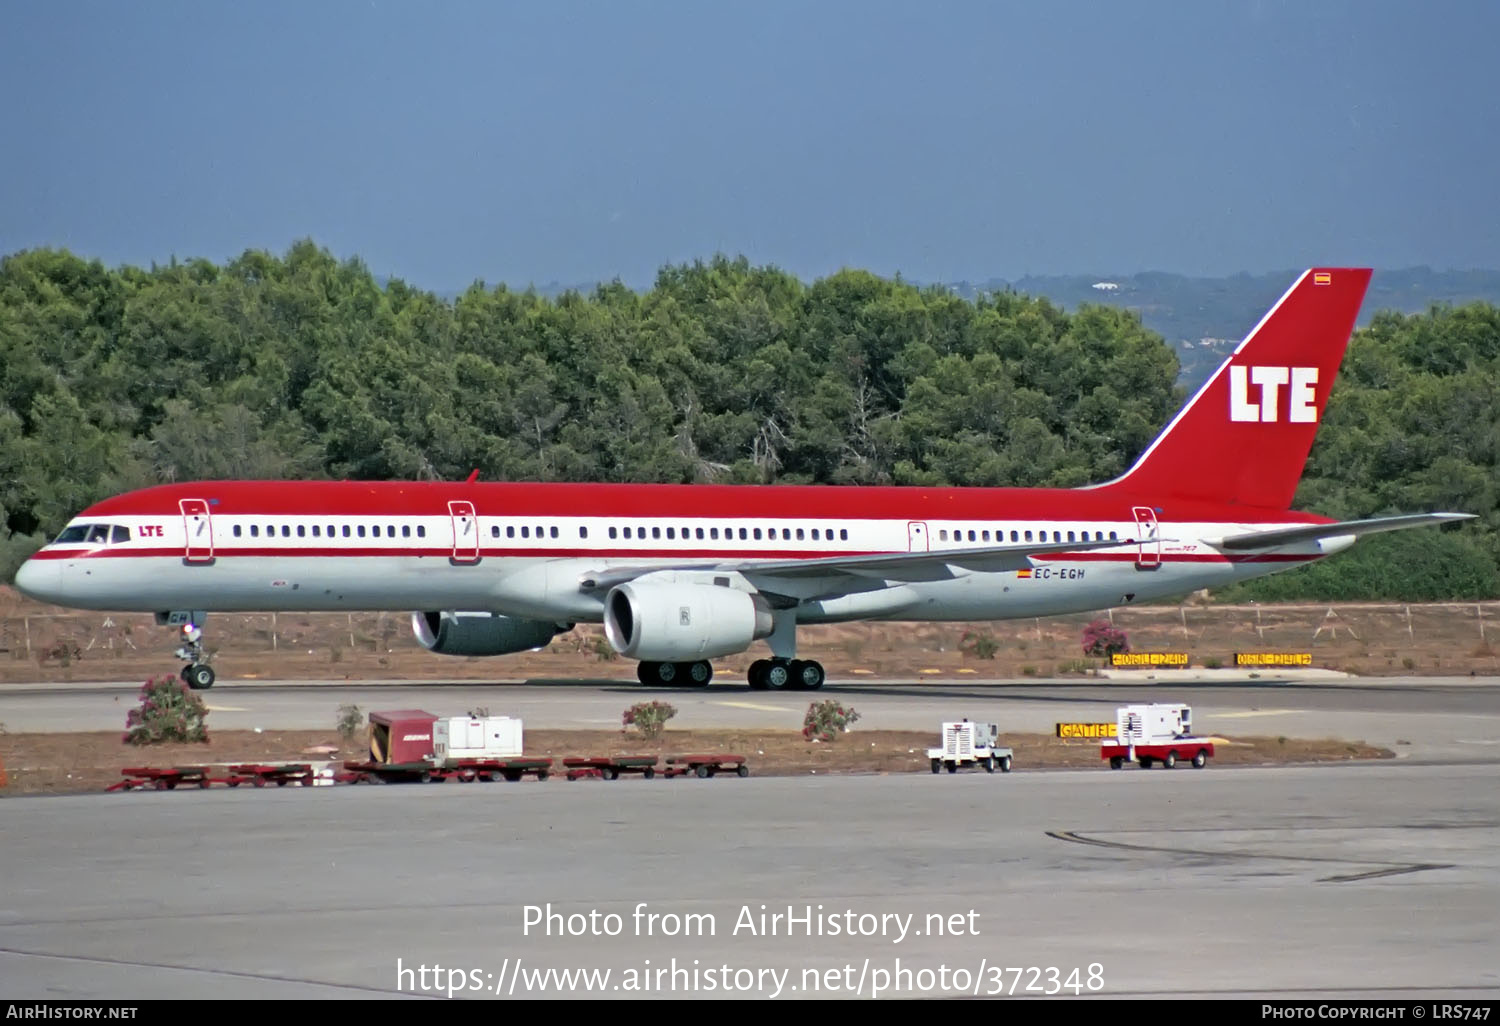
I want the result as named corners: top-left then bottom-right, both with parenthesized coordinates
top-left (1229, 366), bottom-right (1319, 423)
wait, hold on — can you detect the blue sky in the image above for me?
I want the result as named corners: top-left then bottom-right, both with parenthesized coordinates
top-left (3, 0), bottom-right (1497, 290)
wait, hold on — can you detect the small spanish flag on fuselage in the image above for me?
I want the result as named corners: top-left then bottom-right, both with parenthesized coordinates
top-left (1313, 271), bottom-right (1332, 285)
top-left (1017, 568), bottom-right (1033, 578)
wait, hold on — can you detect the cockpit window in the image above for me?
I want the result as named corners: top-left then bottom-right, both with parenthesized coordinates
top-left (86, 525), bottom-right (110, 544)
top-left (52, 523), bottom-right (126, 545)
top-left (53, 525), bottom-right (93, 544)
top-left (111, 525), bottom-right (131, 544)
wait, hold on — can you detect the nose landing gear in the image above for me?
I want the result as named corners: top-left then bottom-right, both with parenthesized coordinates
top-left (168, 618), bottom-right (215, 689)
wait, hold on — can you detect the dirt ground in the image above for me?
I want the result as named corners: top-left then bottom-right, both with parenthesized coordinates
top-left (0, 727), bottom-right (1393, 797)
top-left (2, 588), bottom-right (1498, 685)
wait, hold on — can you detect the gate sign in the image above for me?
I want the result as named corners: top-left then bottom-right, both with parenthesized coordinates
top-left (1056, 722), bottom-right (1117, 739)
top-left (1110, 652), bottom-right (1189, 668)
top-left (1235, 652), bottom-right (1313, 666)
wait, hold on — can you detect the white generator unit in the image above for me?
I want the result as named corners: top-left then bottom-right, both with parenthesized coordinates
top-left (433, 716), bottom-right (523, 762)
top-left (1116, 703), bottom-right (1192, 745)
top-left (928, 720), bottom-right (1012, 774)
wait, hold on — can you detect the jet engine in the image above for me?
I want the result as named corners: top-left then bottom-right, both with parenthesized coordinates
top-left (411, 611), bottom-right (565, 656)
top-left (603, 581), bottom-right (774, 662)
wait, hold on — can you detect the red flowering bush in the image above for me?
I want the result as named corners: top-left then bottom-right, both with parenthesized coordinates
top-left (622, 701), bottom-right (677, 740)
top-left (803, 700), bottom-right (861, 742)
top-left (1081, 619), bottom-right (1129, 657)
top-left (124, 674), bottom-right (210, 745)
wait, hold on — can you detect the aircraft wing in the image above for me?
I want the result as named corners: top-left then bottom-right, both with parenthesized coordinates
top-left (577, 536), bottom-right (1141, 594)
top-left (1209, 513), bottom-right (1475, 551)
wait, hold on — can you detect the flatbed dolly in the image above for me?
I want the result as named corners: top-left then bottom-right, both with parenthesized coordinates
top-left (226, 763), bottom-right (316, 787)
top-left (110, 766), bottom-right (219, 791)
top-left (563, 756), bottom-right (659, 780)
top-left (341, 757), bottom-right (554, 783)
top-left (663, 754), bottom-right (749, 778)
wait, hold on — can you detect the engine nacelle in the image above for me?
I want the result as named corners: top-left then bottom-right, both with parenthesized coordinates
top-left (411, 611), bottom-right (564, 656)
top-left (604, 581), bottom-right (774, 662)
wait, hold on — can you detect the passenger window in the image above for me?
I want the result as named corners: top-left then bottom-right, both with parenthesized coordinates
top-left (1053, 531), bottom-right (1061, 542)
top-left (280, 525), bottom-right (289, 538)
top-left (939, 530), bottom-right (948, 541)
top-left (251, 525), bottom-right (260, 538)
top-left (623, 527), bottom-right (632, 539)
top-left (1024, 530), bottom-right (1032, 542)
top-left (796, 528), bottom-right (804, 541)
top-left (357, 525), bottom-right (366, 538)
top-left (387, 525), bottom-right (395, 537)
top-left (580, 526), bottom-right (588, 539)
top-left (609, 527), bottom-right (618, 539)
top-left (312, 525), bottom-right (321, 538)
top-left (343, 525), bottom-right (351, 538)
top-left (1109, 531), bottom-right (1117, 540)
top-left (811, 528), bottom-right (820, 540)
top-left (404, 525), bottom-right (411, 538)
top-left (710, 528), bottom-right (719, 540)
top-left (739, 528), bottom-right (747, 540)
top-left (666, 527), bottom-right (675, 540)
top-left (507, 525), bottom-right (515, 538)
top-left (753, 528), bottom-right (762, 540)
top-left (296, 525), bottom-right (304, 538)
top-left (550, 526), bottom-right (558, 539)
top-left (521, 526), bottom-right (530, 538)
top-left (652, 527), bottom-right (661, 540)
top-left (840, 529), bottom-right (848, 541)
top-left (968, 530), bottom-right (976, 542)
top-left (1068, 531), bottom-right (1075, 542)
top-left (1010, 530), bottom-right (1019, 542)
top-left (233, 525), bottom-right (243, 538)
top-left (491, 526), bottom-right (499, 538)
top-left (981, 530), bottom-right (990, 542)
top-left (696, 527), bottom-right (704, 540)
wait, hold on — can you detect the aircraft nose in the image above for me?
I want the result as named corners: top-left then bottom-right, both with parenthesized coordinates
top-left (12, 558), bottom-right (61, 604)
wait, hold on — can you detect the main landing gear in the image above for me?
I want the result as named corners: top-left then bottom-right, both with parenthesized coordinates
top-left (747, 658), bottom-right (825, 691)
top-left (637, 660), bottom-right (714, 687)
top-left (167, 616), bottom-right (215, 690)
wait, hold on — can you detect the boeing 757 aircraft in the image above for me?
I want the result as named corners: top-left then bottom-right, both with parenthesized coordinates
top-left (12, 268), bottom-right (1474, 690)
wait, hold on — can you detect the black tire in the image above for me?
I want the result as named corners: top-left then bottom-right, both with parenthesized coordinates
top-left (999, 755), bottom-right (1012, 773)
top-left (736, 764), bottom-right (749, 778)
top-left (1110, 756), bottom-right (1124, 770)
top-left (747, 659), bottom-right (770, 690)
top-left (655, 662), bottom-right (678, 685)
top-left (186, 664), bottom-right (215, 689)
top-left (946, 762), bottom-right (957, 774)
top-left (695, 764), bottom-right (711, 778)
top-left (764, 661), bottom-right (790, 690)
top-left (1164, 751), bottom-right (1177, 769)
top-left (793, 660), bottom-right (825, 690)
top-left (643, 767), bottom-right (655, 779)
top-left (1192, 749), bottom-right (1208, 769)
top-left (687, 661), bottom-right (713, 686)
top-left (637, 662), bottom-right (656, 685)
top-left (417, 770), bottom-right (431, 783)
top-left (984, 756), bottom-right (995, 773)
top-left (931, 759), bottom-right (941, 774)
top-left (1139, 757), bottom-right (1153, 769)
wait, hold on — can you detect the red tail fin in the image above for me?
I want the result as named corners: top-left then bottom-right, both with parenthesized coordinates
top-left (1093, 268), bottom-right (1373, 510)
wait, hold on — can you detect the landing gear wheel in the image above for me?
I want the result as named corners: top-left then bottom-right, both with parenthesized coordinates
top-left (637, 662), bottom-right (656, 685)
top-left (747, 659), bottom-right (770, 690)
top-left (655, 661), bottom-right (678, 684)
top-left (790, 660), bottom-right (825, 690)
top-left (686, 660), bottom-right (713, 686)
top-left (1163, 751), bottom-right (1177, 769)
top-left (1192, 749), bottom-right (1208, 769)
top-left (184, 664), bottom-right (215, 689)
top-left (764, 660), bottom-right (791, 690)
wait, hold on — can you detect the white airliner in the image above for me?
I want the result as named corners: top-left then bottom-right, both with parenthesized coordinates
top-left (11, 268), bottom-right (1473, 690)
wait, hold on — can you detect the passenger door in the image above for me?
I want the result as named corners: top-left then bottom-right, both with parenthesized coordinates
top-left (1132, 507), bottom-right (1161, 570)
top-left (180, 498), bottom-right (214, 565)
top-left (449, 500), bottom-right (480, 564)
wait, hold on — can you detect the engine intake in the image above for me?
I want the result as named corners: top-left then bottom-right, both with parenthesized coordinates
top-left (412, 611), bottom-right (565, 656)
top-left (603, 581), bottom-right (773, 662)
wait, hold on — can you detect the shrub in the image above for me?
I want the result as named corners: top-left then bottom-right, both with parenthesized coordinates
top-left (802, 700), bottom-right (861, 741)
top-left (1081, 619), bottom-right (1129, 657)
top-left (1203, 657), bottom-right (1223, 669)
top-left (337, 704), bottom-right (364, 741)
top-left (623, 700), bottom-right (677, 739)
top-left (591, 635), bottom-right (618, 661)
top-left (123, 674), bottom-right (209, 745)
top-left (959, 631), bottom-right (999, 659)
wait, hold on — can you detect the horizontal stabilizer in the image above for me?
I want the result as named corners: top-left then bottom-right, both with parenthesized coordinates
top-left (1212, 513), bottom-right (1475, 551)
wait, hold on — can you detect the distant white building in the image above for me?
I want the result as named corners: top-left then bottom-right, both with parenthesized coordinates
top-left (1092, 281), bottom-right (1119, 291)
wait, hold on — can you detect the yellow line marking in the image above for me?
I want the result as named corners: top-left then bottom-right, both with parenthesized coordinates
top-left (206, 705), bottom-right (248, 712)
top-left (1213, 709), bottom-right (1298, 718)
top-left (919, 668), bottom-right (941, 675)
top-left (957, 668), bottom-right (977, 674)
top-left (850, 669), bottom-right (874, 675)
top-left (716, 701), bottom-right (791, 712)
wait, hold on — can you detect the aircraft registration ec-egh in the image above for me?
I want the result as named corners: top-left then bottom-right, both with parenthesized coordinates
top-left (12, 268), bottom-right (1475, 691)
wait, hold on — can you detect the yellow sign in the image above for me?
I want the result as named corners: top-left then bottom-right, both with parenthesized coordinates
top-left (1110, 652), bottom-right (1189, 667)
top-left (1235, 652), bottom-right (1313, 666)
top-left (1056, 722), bottom-right (1116, 739)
